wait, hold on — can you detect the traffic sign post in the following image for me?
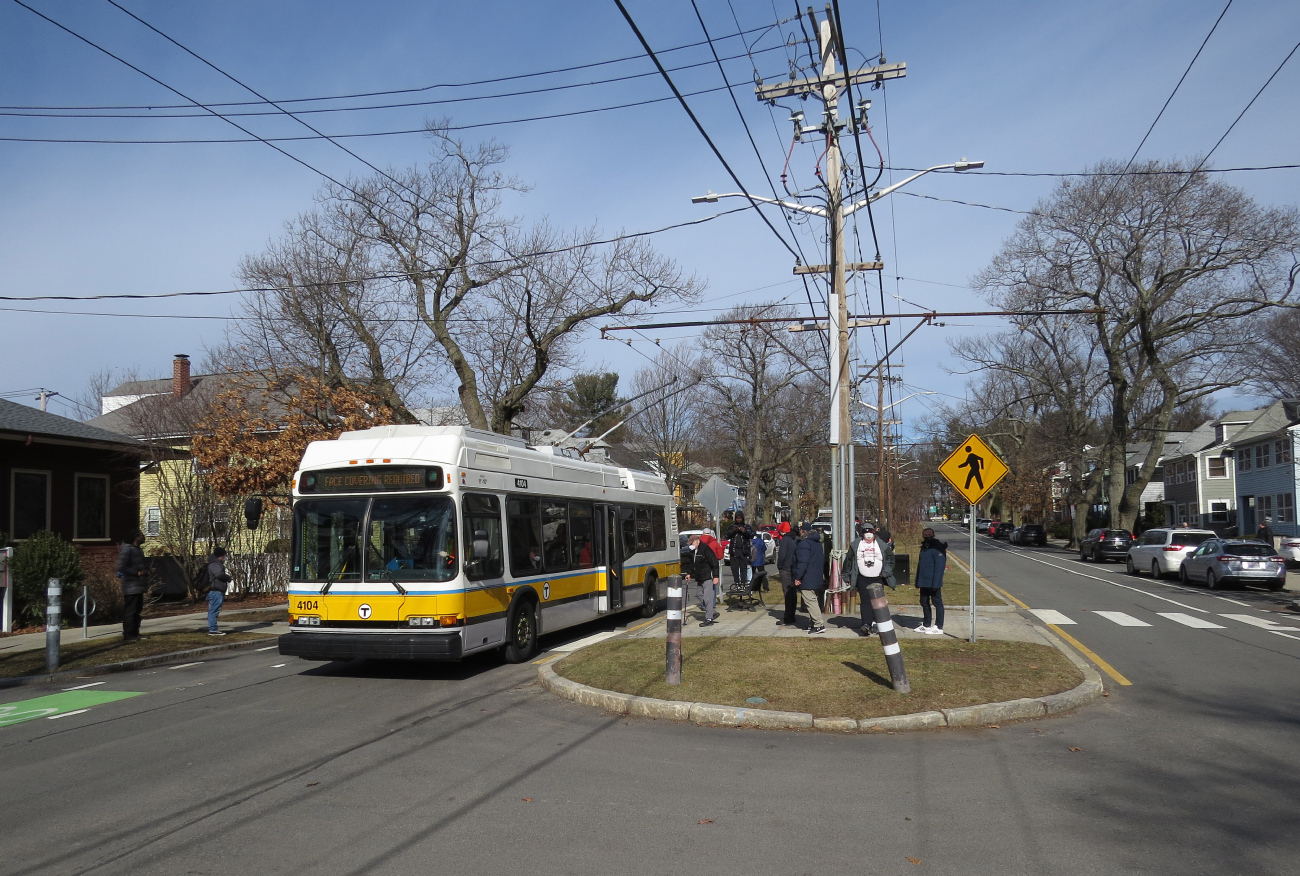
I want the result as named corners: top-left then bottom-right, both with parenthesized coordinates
top-left (937, 435), bottom-right (1009, 643)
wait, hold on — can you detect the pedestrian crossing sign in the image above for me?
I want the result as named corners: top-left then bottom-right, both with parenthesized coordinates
top-left (938, 433), bottom-right (1009, 505)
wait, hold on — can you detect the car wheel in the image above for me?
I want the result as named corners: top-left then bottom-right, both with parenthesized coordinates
top-left (1269, 580), bottom-right (1286, 592)
top-left (1080, 547), bottom-right (1089, 562)
top-left (503, 599), bottom-right (539, 663)
top-left (1092, 547), bottom-right (1103, 563)
top-left (1179, 565), bottom-right (1190, 585)
top-left (1126, 556), bottom-right (1138, 576)
top-left (1151, 560), bottom-right (1163, 580)
top-left (1206, 570), bottom-right (1219, 591)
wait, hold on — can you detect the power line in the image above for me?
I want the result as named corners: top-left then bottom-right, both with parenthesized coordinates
top-left (0, 20), bottom-right (790, 112)
top-left (612, 0), bottom-right (801, 263)
top-left (1201, 35), bottom-right (1300, 166)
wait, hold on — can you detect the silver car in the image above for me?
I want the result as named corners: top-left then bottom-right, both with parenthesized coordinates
top-left (1179, 539), bottom-right (1287, 591)
top-left (1126, 528), bottom-right (1215, 578)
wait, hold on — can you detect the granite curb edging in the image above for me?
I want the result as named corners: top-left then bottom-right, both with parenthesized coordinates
top-left (0, 635), bottom-right (279, 690)
top-left (538, 653), bottom-right (1104, 733)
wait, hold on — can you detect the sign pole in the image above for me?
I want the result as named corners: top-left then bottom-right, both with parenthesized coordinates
top-left (46, 577), bottom-right (62, 673)
top-left (969, 503), bottom-right (977, 643)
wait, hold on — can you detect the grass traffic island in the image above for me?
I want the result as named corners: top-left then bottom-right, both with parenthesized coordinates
top-left (554, 637), bottom-right (1081, 720)
top-left (0, 629), bottom-right (276, 680)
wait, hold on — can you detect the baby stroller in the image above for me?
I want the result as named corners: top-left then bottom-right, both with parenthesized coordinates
top-left (724, 566), bottom-right (767, 611)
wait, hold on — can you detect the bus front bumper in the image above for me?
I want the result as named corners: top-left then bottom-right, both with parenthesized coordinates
top-left (278, 629), bottom-right (463, 662)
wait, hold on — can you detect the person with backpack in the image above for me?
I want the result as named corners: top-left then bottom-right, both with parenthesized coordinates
top-left (776, 522), bottom-right (800, 627)
top-left (205, 547), bottom-right (233, 636)
top-left (699, 527), bottom-right (725, 605)
top-left (749, 529), bottom-right (768, 592)
top-left (915, 531), bottom-right (949, 635)
top-left (845, 524), bottom-right (896, 635)
top-left (726, 514), bottom-right (753, 590)
top-left (116, 531), bottom-right (148, 641)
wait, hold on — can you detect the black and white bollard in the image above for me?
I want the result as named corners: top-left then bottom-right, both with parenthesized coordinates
top-left (46, 577), bottom-right (61, 673)
top-left (866, 580), bottom-right (910, 693)
top-left (665, 576), bottom-right (683, 685)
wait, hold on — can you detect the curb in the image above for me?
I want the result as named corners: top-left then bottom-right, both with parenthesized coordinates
top-left (0, 635), bottom-right (279, 690)
top-left (538, 652), bottom-right (1104, 733)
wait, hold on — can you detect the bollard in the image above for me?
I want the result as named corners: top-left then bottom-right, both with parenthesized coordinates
top-left (46, 577), bottom-right (61, 673)
top-left (866, 580), bottom-right (910, 693)
top-left (665, 576), bottom-right (683, 685)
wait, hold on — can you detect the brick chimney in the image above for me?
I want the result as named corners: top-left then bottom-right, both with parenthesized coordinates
top-left (172, 354), bottom-right (191, 398)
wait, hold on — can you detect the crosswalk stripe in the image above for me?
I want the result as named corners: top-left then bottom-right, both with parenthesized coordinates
top-left (1093, 611), bottom-right (1152, 627)
top-left (1158, 612), bottom-right (1225, 629)
top-left (1029, 609), bottom-right (1075, 625)
top-left (1218, 613), bottom-right (1300, 633)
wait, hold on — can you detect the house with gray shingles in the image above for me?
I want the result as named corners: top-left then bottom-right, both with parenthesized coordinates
top-left (1229, 399), bottom-right (1300, 539)
top-left (1160, 409), bottom-right (1264, 532)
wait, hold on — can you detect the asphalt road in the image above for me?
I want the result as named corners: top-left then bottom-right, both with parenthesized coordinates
top-left (3, 537), bottom-right (1299, 876)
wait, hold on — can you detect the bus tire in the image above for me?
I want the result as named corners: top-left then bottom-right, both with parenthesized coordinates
top-left (640, 573), bottom-right (660, 618)
top-left (503, 598), bottom-right (539, 663)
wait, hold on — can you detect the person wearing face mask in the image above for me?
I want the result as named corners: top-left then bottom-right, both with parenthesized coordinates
top-left (852, 525), bottom-right (895, 635)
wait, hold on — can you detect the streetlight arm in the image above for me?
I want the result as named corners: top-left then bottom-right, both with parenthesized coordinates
top-left (841, 160), bottom-right (983, 218)
top-left (691, 191), bottom-right (827, 217)
top-left (855, 390), bottom-right (935, 412)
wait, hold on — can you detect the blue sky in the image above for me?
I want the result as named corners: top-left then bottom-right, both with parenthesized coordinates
top-left (1, 0), bottom-right (1297, 437)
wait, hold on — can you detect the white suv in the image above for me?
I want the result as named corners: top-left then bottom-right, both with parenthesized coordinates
top-left (1126, 528), bottom-right (1216, 578)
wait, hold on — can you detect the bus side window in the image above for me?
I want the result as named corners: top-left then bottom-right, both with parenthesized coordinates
top-left (619, 506), bottom-right (637, 558)
top-left (463, 493), bottom-right (503, 581)
top-left (635, 507), bottom-right (653, 552)
top-left (651, 507), bottom-right (666, 551)
top-left (507, 497), bottom-right (543, 576)
top-left (569, 501), bottom-right (595, 569)
top-left (541, 500), bottom-right (569, 571)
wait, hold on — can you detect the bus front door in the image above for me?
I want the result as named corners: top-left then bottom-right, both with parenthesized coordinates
top-left (599, 504), bottom-right (623, 612)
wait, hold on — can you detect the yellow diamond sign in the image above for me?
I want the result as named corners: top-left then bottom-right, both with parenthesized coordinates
top-left (938, 433), bottom-right (1009, 505)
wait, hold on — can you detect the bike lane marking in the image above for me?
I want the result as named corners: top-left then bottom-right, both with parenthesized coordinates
top-left (0, 690), bottom-right (143, 728)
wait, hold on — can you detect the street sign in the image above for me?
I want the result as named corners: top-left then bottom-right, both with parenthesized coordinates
top-left (938, 433), bottom-right (1009, 505)
top-left (696, 475), bottom-right (738, 525)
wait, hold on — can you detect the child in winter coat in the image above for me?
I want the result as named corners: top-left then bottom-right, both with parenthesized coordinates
top-left (915, 533), bottom-right (948, 635)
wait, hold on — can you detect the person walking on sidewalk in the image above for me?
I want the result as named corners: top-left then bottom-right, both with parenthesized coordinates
top-left (776, 522), bottom-right (799, 627)
top-left (915, 533), bottom-right (948, 635)
top-left (684, 533), bottom-right (721, 627)
top-left (749, 529), bottom-right (768, 592)
top-left (116, 531), bottom-right (148, 641)
top-left (700, 528), bottom-right (725, 605)
top-left (793, 522), bottom-right (827, 635)
top-left (205, 547), bottom-right (233, 635)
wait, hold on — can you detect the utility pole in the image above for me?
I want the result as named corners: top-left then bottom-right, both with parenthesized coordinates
top-left (36, 389), bottom-right (58, 412)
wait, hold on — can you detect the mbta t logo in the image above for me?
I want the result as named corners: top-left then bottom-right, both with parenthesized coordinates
top-left (357, 604), bottom-right (372, 619)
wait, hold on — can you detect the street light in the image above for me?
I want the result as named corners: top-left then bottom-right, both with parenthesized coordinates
top-left (855, 390), bottom-right (935, 412)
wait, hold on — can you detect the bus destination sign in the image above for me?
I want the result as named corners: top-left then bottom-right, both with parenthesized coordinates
top-left (300, 466), bottom-right (443, 494)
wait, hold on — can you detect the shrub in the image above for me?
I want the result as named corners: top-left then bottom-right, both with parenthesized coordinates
top-left (263, 538), bottom-right (291, 554)
top-left (10, 531), bottom-right (85, 625)
top-left (1049, 521), bottom-right (1073, 540)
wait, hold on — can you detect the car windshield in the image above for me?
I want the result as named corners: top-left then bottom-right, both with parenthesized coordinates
top-left (1171, 533), bottom-right (1213, 547)
top-left (1105, 530), bottom-right (1131, 539)
top-left (1223, 543), bottom-right (1274, 557)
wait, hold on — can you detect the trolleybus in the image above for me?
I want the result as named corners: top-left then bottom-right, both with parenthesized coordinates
top-left (278, 425), bottom-right (679, 664)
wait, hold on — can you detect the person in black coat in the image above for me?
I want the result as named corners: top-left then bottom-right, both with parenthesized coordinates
top-left (1257, 521), bottom-right (1276, 549)
top-left (776, 522), bottom-right (800, 627)
top-left (116, 531), bottom-right (148, 640)
top-left (684, 533), bottom-right (721, 626)
top-left (726, 514), bottom-right (754, 589)
top-left (792, 522), bottom-right (827, 634)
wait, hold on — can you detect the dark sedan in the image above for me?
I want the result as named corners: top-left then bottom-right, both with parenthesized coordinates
top-left (990, 521), bottom-right (1012, 539)
top-left (1013, 524), bottom-right (1048, 546)
top-left (1080, 528), bottom-right (1134, 562)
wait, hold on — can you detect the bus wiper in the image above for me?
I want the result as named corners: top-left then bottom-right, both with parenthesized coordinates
top-left (320, 546), bottom-right (356, 595)
top-left (367, 542), bottom-right (407, 595)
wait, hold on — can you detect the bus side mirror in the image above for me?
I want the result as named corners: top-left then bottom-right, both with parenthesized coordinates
top-left (244, 497), bottom-right (264, 531)
top-left (473, 530), bottom-right (490, 560)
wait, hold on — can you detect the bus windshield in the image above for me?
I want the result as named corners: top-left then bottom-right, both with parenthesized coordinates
top-left (291, 496), bottom-right (458, 583)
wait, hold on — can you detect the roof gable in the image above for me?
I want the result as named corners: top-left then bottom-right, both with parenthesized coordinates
top-left (0, 398), bottom-right (141, 447)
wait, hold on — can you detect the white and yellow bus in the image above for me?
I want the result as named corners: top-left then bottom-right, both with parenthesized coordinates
top-left (278, 425), bottom-right (679, 663)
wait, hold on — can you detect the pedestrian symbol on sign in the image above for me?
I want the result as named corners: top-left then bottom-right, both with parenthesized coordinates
top-left (958, 445), bottom-right (985, 490)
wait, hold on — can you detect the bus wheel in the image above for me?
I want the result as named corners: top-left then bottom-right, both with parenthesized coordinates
top-left (504, 600), bottom-right (538, 663)
top-left (641, 574), bottom-right (660, 618)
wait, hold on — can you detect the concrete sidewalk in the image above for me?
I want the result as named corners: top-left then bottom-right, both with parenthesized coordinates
top-left (0, 603), bottom-right (287, 656)
top-left (622, 580), bottom-right (1045, 645)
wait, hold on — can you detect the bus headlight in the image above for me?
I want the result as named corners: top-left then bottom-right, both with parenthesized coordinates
top-left (296, 616), bottom-right (321, 626)
top-left (408, 617), bottom-right (437, 627)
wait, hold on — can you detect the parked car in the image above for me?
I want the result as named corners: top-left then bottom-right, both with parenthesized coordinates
top-left (1080, 528), bottom-right (1134, 562)
top-left (1012, 523), bottom-right (1048, 546)
top-left (976, 518), bottom-right (993, 533)
top-left (679, 529), bottom-right (704, 564)
top-left (1277, 536), bottom-right (1300, 567)
top-left (1126, 528), bottom-right (1216, 578)
top-left (962, 513), bottom-right (972, 525)
top-left (1179, 539), bottom-right (1288, 591)
top-left (990, 521), bottom-right (1012, 539)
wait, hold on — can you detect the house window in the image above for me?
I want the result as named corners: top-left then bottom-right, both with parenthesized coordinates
top-left (1277, 439), bottom-right (1293, 465)
top-left (1209, 501), bottom-right (1229, 523)
top-left (1256, 444), bottom-right (1271, 468)
top-left (144, 506), bottom-right (162, 537)
top-left (11, 470), bottom-right (51, 540)
top-left (74, 474), bottom-right (109, 540)
top-left (1260, 494), bottom-right (1274, 523)
top-left (1207, 457), bottom-right (1227, 478)
top-left (1279, 494), bottom-right (1295, 524)
top-left (1178, 504), bottom-right (1189, 525)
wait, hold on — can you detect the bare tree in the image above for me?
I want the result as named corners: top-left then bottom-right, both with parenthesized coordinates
top-left (1240, 307), bottom-right (1300, 401)
top-left (977, 159), bottom-right (1300, 530)
top-left (623, 345), bottom-right (703, 496)
top-left (703, 304), bottom-right (828, 524)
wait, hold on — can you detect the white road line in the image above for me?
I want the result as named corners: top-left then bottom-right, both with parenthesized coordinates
top-left (62, 681), bottom-right (106, 691)
top-left (1159, 612), bottom-right (1226, 629)
top-left (271, 663), bottom-right (287, 668)
top-left (978, 542), bottom-right (1211, 612)
top-left (1215, 597), bottom-right (1253, 607)
top-left (1029, 609), bottom-right (1076, 625)
top-left (47, 709), bottom-right (89, 720)
top-left (255, 646), bottom-right (278, 652)
top-left (1093, 611), bottom-right (1152, 627)
top-left (169, 662), bottom-right (204, 670)
top-left (1270, 631), bottom-right (1300, 641)
top-left (1218, 614), bottom-right (1300, 633)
